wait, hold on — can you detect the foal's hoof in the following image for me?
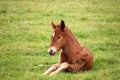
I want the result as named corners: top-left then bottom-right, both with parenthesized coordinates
top-left (49, 72), bottom-right (56, 76)
top-left (42, 72), bottom-right (48, 76)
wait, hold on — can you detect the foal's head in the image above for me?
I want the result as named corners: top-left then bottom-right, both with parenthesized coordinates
top-left (48, 20), bottom-right (66, 56)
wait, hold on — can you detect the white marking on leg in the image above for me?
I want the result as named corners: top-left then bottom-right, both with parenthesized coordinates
top-left (49, 62), bottom-right (69, 76)
top-left (43, 63), bottom-right (60, 75)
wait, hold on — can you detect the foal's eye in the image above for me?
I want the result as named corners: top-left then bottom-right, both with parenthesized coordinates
top-left (57, 36), bottom-right (61, 39)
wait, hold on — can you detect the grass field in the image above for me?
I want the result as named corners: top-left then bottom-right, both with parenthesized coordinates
top-left (0, 0), bottom-right (120, 80)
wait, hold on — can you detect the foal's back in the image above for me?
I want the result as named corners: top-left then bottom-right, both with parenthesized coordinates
top-left (62, 27), bottom-right (93, 72)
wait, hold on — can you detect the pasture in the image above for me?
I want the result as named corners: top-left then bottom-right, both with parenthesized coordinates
top-left (0, 0), bottom-right (120, 80)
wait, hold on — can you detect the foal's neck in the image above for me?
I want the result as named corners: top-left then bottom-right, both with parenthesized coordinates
top-left (62, 28), bottom-right (81, 54)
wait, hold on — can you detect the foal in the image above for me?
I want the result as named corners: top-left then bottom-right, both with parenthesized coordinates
top-left (43, 20), bottom-right (93, 76)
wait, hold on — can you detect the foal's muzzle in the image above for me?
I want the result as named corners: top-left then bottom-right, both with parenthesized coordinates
top-left (48, 50), bottom-right (55, 56)
top-left (48, 47), bottom-right (57, 56)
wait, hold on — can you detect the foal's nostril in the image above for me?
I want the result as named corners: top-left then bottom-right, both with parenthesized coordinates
top-left (49, 50), bottom-right (52, 54)
top-left (48, 50), bottom-right (55, 56)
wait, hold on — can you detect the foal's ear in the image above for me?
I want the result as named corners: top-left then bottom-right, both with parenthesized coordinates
top-left (60, 20), bottom-right (65, 31)
top-left (51, 21), bottom-right (56, 29)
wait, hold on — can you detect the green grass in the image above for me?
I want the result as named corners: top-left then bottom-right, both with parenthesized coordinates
top-left (0, 0), bottom-right (120, 80)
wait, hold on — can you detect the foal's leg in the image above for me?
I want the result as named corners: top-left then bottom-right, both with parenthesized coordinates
top-left (43, 63), bottom-right (60, 75)
top-left (49, 62), bottom-right (69, 76)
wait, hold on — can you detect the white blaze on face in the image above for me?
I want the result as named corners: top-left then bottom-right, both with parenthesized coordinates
top-left (52, 32), bottom-right (55, 38)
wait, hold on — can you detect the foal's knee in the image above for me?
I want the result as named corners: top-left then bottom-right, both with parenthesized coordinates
top-left (52, 63), bottom-right (60, 68)
top-left (60, 62), bottom-right (69, 69)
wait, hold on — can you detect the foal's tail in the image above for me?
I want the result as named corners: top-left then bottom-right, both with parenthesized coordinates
top-left (82, 54), bottom-right (93, 70)
top-left (83, 60), bottom-right (93, 70)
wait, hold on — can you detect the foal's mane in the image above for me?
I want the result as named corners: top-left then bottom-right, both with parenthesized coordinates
top-left (64, 27), bottom-right (81, 49)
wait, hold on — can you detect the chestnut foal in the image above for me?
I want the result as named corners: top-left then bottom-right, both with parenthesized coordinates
top-left (43, 20), bottom-right (93, 76)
